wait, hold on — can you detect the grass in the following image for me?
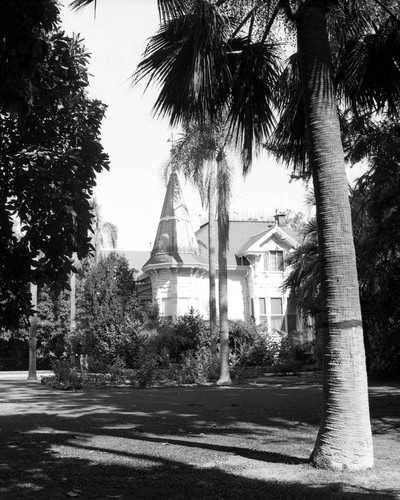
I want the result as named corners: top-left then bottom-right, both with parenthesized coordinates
top-left (0, 376), bottom-right (399, 499)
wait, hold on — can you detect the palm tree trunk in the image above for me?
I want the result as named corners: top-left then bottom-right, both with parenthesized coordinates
top-left (297, 0), bottom-right (373, 470)
top-left (216, 160), bottom-right (231, 386)
top-left (208, 162), bottom-right (218, 361)
top-left (28, 283), bottom-right (38, 381)
top-left (70, 265), bottom-right (81, 371)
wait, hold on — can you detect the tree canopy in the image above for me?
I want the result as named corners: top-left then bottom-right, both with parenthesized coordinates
top-left (0, 0), bottom-right (59, 113)
top-left (0, 28), bottom-right (109, 328)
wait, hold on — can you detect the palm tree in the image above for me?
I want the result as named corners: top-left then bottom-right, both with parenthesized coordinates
top-left (166, 120), bottom-right (233, 384)
top-left (89, 198), bottom-right (119, 262)
top-left (27, 282), bottom-right (38, 380)
top-left (71, 0), bottom-right (400, 469)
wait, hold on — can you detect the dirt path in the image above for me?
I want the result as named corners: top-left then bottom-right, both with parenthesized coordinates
top-left (0, 377), bottom-right (399, 499)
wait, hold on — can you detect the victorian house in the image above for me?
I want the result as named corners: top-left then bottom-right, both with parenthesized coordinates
top-left (139, 172), bottom-right (311, 338)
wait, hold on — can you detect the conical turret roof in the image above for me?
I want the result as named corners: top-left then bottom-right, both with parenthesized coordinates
top-left (143, 172), bottom-right (207, 269)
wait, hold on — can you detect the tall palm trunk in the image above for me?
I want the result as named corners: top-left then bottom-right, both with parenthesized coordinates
top-left (216, 157), bottom-right (231, 385)
top-left (69, 267), bottom-right (80, 370)
top-left (28, 283), bottom-right (38, 381)
top-left (297, 0), bottom-right (373, 470)
top-left (208, 162), bottom-right (218, 361)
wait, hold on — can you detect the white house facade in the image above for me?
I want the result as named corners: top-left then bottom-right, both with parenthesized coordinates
top-left (138, 172), bottom-right (311, 338)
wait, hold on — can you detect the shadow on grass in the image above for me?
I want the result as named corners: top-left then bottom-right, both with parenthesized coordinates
top-left (1, 380), bottom-right (399, 499)
top-left (0, 424), bottom-right (398, 500)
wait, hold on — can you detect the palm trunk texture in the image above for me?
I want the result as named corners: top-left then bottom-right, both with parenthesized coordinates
top-left (297, 0), bottom-right (373, 470)
top-left (216, 162), bottom-right (231, 386)
top-left (208, 164), bottom-right (218, 362)
top-left (28, 283), bottom-right (38, 381)
top-left (70, 270), bottom-right (77, 369)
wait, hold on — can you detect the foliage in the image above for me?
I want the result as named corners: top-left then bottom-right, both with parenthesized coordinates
top-left (43, 359), bottom-right (83, 390)
top-left (0, 0), bottom-right (59, 113)
top-left (239, 330), bottom-right (282, 368)
top-left (36, 287), bottom-right (71, 363)
top-left (284, 116), bottom-right (400, 377)
top-left (177, 347), bottom-right (215, 384)
top-left (155, 308), bottom-right (208, 362)
top-left (78, 253), bottom-right (155, 368)
top-left (229, 319), bottom-right (258, 358)
top-left (0, 28), bottom-right (109, 328)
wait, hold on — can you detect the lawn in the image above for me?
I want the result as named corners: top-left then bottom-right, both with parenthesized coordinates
top-left (0, 375), bottom-right (399, 499)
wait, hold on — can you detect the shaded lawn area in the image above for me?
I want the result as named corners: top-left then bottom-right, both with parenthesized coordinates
top-left (0, 376), bottom-right (399, 499)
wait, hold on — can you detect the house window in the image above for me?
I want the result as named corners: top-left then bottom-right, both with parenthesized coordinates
top-left (271, 297), bottom-right (285, 331)
top-left (259, 297), bottom-right (268, 323)
top-left (178, 298), bottom-right (189, 316)
top-left (265, 250), bottom-right (284, 272)
top-left (161, 298), bottom-right (172, 321)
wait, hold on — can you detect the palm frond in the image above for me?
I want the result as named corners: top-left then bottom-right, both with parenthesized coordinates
top-left (158, 0), bottom-right (189, 22)
top-left (70, 0), bottom-right (96, 11)
top-left (266, 53), bottom-right (309, 177)
top-left (134, 0), bottom-right (232, 126)
top-left (281, 219), bottom-right (322, 315)
top-left (227, 37), bottom-right (280, 173)
top-left (337, 16), bottom-right (400, 116)
top-left (163, 121), bottom-right (220, 205)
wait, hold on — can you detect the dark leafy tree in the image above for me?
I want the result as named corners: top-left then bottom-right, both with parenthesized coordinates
top-left (0, 0), bottom-right (59, 113)
top-left (37, 287), bottom-right (71, 363)
top-left (0, 30), bottom-right (109, 329)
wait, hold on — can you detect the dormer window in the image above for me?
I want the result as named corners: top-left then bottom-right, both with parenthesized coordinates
top-left (265, 250), bottom-right (284, 272)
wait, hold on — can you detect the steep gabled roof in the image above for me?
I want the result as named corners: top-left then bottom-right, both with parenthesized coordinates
top-left (196, 219), bottom-right (300, 266)
top-left (196, 220), bottom-right (275, 266)
top-left (143, 172), bottom-right (207, 269)
top-left (236, 224), bottom-right (299, 256)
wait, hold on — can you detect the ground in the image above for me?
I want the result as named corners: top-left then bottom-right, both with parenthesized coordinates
top-left (0, 373), bottom-right (399, 499)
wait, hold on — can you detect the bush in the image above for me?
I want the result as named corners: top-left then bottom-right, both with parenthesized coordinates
top-left (239, 329), bottom-right (283, 367)
top-left (133, 345), bottom-right (159, 388)
top-left (177, 346), bottom-right (217, 384)
top-left (229, 319), bottom-right (258, 358)
top-left (155, 309), bottom-right (209, 362)
top-left (269, 359), bottom-right (303, 375)
top-left (42, 359), bottom-right (83, 390)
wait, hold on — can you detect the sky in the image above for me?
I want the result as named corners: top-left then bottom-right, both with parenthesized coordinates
top-left (60, 0), bottom-right (313, 251)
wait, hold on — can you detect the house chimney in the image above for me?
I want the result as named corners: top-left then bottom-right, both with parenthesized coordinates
top-left (274, 213), bottom-right (286, 227)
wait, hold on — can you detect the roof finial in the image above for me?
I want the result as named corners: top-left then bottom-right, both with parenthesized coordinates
top-left (167, 133), bottom-right (177, 175)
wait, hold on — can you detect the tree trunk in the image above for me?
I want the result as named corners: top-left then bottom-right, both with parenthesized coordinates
top-left (297, 0), bottom-right (373, 470)
top-left (28, 283), bottom-right (38, 381)
top-left (216, 160), bottom-right (231, 386)
top-left (208, 161), bottom-right (218, 362)
top-left (70, 266), bottom-right (81, 371)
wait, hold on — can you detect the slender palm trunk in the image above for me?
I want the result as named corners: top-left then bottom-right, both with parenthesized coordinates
top-left (28, 283), bottom-right (38, 380)
top-left (70, 258), bottom-right (81, 371)
top-left (208, 162), bottom-right (218, 361)
top-left (70, 270), bottom-right (78, 369)
top-left (216, 159), bottom-right (231, 386)
top-left (297, 0), bottom-right (373, 470)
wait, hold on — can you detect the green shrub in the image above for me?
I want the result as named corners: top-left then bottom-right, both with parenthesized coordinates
top-left (239, 330), bottom-right (282, 367)
top-left (156, 309), bottom-right (208, 362)
top-left (177, 346), bottom-right (217, 384)
top-left (229, 319), bottom-right (258, 358)
top-left (270, 359), bottom-right (303, 375)
top-left (42, 359), bottom-right (83, 390)
top-left (133, 348), bottom-right (159, 388)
